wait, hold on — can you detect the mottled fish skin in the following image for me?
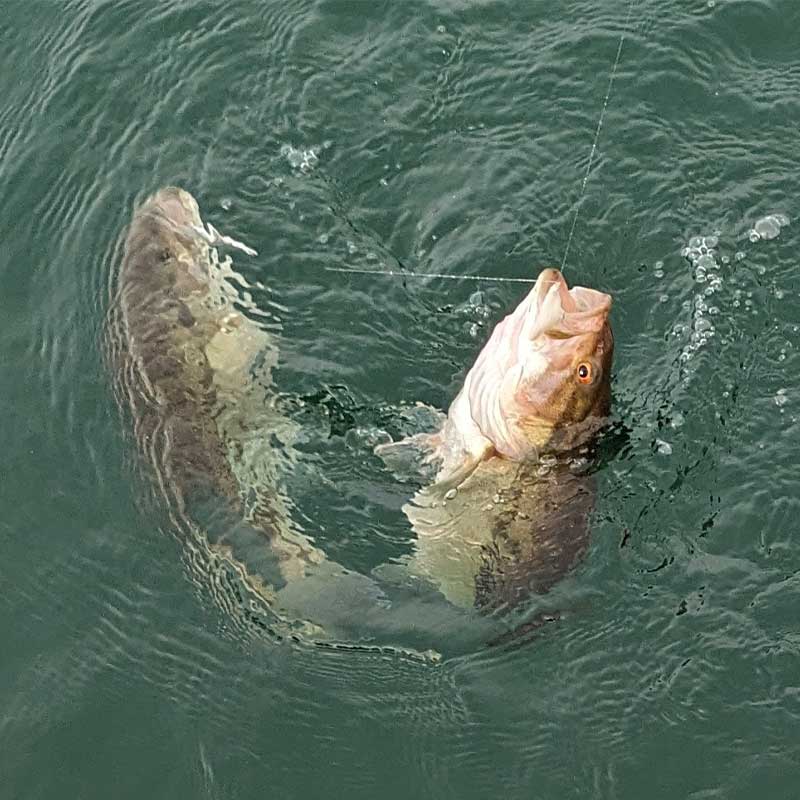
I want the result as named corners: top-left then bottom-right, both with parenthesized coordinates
top-left (114, 187), bottom-right (241, 505)
top-left (111, 187), bottom-right (322, 586)
top-left (385, 268), bottom-right (614, 611)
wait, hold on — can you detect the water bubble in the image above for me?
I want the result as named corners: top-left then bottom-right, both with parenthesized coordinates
top-left (379, 177), bottom-right (389, 186)
top-left (346, 240), bottom-right (357, 254)
top-left (655, 439), bottom-right (673, 455)
top-left (436, 24), bottom-right (446, 33)
top-left (345, 426), bottom-right (392, 450)
top-left (659, 293), bottom-right (669, 303)
top-left (775, 289), bottom-right (785, 300)
top-left (444, 488), bottom-right (458, 500)
top-left (754, 214), bottom-right (788, 240)
top-left (696, 254), bottom-right (716, 270)
top-left (220, 197), bottom-right (233, 211)
top-left (689, 236), bottom-right (704, 249)
top-left (735, 251), bottom-right (746, 261)
top-left (280, 143), bottom-right (319, 173)
top-left (774, 389), bottom-right (788, 407)
top-left (654, 268), bottom-right (665, 279)
top-left (317, 233), bottom-right (329, 245)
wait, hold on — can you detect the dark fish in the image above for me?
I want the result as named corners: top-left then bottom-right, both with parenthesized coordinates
top-left (111, 187), bottom-right (323, 587)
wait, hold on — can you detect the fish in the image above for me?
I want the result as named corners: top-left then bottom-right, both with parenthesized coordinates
top-left (110, 187), bottom-right (325, 592)
top-left (378, 268), bottom-right (614, 611)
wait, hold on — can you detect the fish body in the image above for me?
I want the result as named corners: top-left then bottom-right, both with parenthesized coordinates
top-left (381, 268), bottom-right (614, 610)
top-left (113, 187), bottom-right (322, 583)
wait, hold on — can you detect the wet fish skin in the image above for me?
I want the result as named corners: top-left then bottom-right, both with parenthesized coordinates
top-left (383, 268), bottom-right (614, 611)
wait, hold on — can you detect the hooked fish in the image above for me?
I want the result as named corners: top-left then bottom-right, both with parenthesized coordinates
top-left (378, 268), bottom-right (614, 611)
top-left (111, 187), bottom-right (324, 587)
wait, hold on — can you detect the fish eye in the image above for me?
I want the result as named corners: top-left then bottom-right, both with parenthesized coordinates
top-left (576, 362), bottom-right (593, 384)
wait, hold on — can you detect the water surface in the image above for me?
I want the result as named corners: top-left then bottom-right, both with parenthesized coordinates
top-left (2, 1), bottom-right (799, 797)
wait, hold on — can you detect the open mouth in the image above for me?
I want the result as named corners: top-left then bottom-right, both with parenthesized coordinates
top-left (532, 269), bottom-right (611, 337)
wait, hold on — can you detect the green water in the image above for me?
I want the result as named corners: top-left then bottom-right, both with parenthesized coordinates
top-left (2, 0), bottom-right (799, 797)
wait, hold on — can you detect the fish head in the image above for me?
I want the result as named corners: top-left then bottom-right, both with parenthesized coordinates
top-left (146, 187), bottom-right (205, 255)
top-left (454, 268), bottom-right (613, 461)
top-left (125, 187), bottom-right (214, 291)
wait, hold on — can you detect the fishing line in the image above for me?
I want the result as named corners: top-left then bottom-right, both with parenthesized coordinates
top-left (325, 266), bottom-right (536, 284)
top-left (561, 0), bottom-right (636, 274)
top-left (326, 2), bottom-right (635, 286)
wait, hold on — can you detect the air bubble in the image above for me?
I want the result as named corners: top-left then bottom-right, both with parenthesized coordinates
top-left (754, 214), bottom-right (787, 240)
top-left (655, 439), bottom-right (673, 455)
top-left (280, 143), bottom-right (319, 173)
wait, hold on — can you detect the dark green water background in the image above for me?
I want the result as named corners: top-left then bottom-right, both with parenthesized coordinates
top-left (2, 1), bottom-right (799, 797)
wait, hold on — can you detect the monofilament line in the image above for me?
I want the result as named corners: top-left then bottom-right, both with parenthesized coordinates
top-left (561, 0), bottom-right (635, 273)
top-left (324, 266), bottom-right (536, 284)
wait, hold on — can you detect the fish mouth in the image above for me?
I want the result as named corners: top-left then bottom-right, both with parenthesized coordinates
top-left (530, 268), bottom-right (611, 337)
top-left (146, 186), bottom-right (203, 230)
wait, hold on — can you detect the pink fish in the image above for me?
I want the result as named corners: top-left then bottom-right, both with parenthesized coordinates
top-left (379, 268), bottom-right (614, 609)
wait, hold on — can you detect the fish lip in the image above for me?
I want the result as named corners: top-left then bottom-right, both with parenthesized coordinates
top-left (531, 268), bottom-right (611, 336)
